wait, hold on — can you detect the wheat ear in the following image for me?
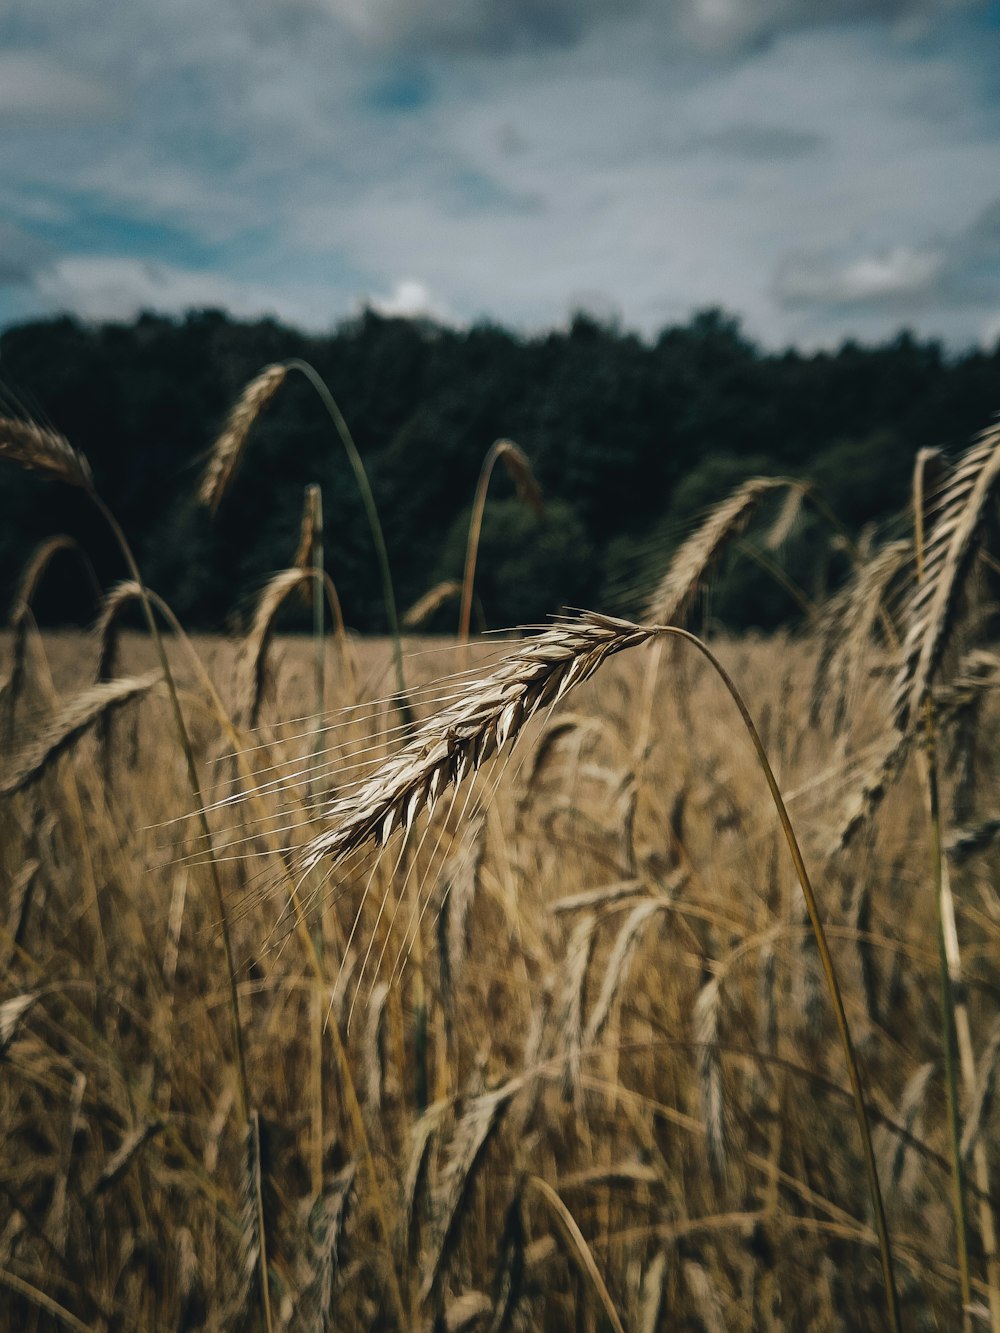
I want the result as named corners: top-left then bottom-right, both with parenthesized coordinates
top-left (0, 418), bottom-right (93, 489)
top-left (199, 364), bottom-right (287, 511)
top-left (1, 673), bottom-right (159, 796)
top-left (893, 417), bottom-right (1000, 730)
top-left (646, 476), bottom-right (787, 624)
top-left (403, 580), bottom-right (462, 629)
top-left (300, 613), bottom-right (656, 869)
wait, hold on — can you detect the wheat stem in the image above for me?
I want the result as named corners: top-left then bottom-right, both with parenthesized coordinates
top-left (282, 359), bottom-right (409, 711)
top-left (655, 625), bottom-right (901, 1332)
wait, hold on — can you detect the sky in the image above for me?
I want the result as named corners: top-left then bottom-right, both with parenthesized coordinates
top-left (1, 0), bottom-right (999, 349)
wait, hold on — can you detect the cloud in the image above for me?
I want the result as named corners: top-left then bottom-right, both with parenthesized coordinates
top-left (0, 223), bottom-right (51, 285)
top-left (28, 256), bottom-right (287, 324)
top-left (0, 52), bottom-right (117, 121)
top-left (314, 0), bottom-right (984, 57)
top-left (775, 244), bottom-right (946, 307)
top-left (674, 0), bottom-right (982, 51)
top-left (314, 0), bottom-right (640, 54)
top-left (364, 277), bottom-right (458, 321)
top-left (688, 124), bottom-right (826, 159)
top-left (0, 0), bottom-right (998, 349)
top-left (773, 195), bottom-right (1000, 320)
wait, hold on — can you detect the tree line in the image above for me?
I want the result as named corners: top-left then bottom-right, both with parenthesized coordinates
top-left (1, 305), bottom-right (998, 634)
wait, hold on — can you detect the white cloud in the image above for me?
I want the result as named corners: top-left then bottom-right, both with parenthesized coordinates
top-left (364, 278), bottom-right (458, 322)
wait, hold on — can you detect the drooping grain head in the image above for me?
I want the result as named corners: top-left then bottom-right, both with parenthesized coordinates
top-left (238, 568), bottom-right (311, 726)
top-left (299, 612), bottom-right (657, 871)
top-left (199, 363), bottom-right (288, 512)
top-left (893, 418), bottom-right (1000, 731)
top-left (0, 418), bottom-right (93, 490)
top-left (495, 439), bottom-right (543, 515)
top-left (403, 580), bottom-right (462, 629)
top-left (1, 672), bottom-right (160, 796)
top-left (646, 476), bottom-right (788, 626)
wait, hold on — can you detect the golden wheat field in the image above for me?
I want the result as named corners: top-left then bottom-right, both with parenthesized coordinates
top-left (2, 408), bottom-right (1000, 1332)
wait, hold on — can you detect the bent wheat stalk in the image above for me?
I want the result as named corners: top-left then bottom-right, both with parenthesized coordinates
top-left (299, 608), bottom-right (900, 1329)
top-left (203, 359), bottom-right (409, 706)
top-left (458, 438), bottom-right (543, 663)
top-left (907, 437), bottom-right (1000, 1330)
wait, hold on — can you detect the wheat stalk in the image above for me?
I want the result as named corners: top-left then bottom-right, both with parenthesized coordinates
top-left (199, 364), bottom-right (287, 512)
top-left (92, 1120), bottom-right (164, 1196)
top-left (458, 438), bottom-right (543, 655)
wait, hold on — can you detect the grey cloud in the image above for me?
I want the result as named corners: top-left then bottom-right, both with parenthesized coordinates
top-left (673, 0), bottom-right (980, 52)
top-left (688, 124), bottom-right (825, 159)
top-left (316, 0), bottom-right (980, 57)
top-left (0, 51), bottom-right (118, 121)
top-left (774, 199), bottom-right (1000, 314)
top-left (774, 245), bottom-right (945, 308)
top-left (0, 223), bottom-right (52, 286)
top-left (316, 0), bottom-right (642, 54)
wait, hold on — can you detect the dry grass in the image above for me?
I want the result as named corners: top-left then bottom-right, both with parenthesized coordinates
top-left (3, 417), bottom-right (1000, 1330)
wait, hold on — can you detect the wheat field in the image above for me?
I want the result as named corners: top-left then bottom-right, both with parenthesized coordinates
top-left (2, 405), bottom-right (1000, 1331)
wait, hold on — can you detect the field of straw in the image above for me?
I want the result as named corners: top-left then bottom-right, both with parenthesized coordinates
top-left (2, 395), bottom-right (1000, 1332)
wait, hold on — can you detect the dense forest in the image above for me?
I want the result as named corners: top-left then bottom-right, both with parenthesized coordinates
top-left (1, 305), bottom-right (998, 633)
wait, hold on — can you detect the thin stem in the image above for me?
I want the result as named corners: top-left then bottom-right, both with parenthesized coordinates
top-left (308, 483), bottom-right (326, 800)
top-left (87, 491), bottom-right (251, 1123)
top-left (654, 625), bottom-right (901, 1332)
top-left (913, 445), bottom-right (989, 1330)
top-left (458, 440), bottom-right (505, 667)
top-left (283, 359), bottom-right (408, 708)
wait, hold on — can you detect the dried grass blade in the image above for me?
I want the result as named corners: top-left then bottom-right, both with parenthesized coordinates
top-left (525, 1176), bottom-right (626, 1333)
